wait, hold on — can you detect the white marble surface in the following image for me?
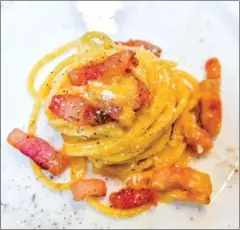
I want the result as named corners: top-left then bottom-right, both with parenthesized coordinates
top-left (1, 1), bottom-right (239, 229)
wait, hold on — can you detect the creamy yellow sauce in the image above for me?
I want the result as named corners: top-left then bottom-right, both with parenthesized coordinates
top-left (80, 76), bottom-right (139, 127)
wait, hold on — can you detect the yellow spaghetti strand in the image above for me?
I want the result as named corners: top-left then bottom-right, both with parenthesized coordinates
top-left (28, 39), bottom-right (80, 98)
top-left (31, 162), bottom-right (70, 191)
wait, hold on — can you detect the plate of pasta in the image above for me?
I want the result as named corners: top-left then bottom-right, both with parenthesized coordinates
top-left (1, 1), bottom-right (239, 229)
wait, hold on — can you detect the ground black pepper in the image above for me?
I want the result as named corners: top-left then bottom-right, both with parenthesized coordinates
top-left (31, 194), bottom-right (36, 202)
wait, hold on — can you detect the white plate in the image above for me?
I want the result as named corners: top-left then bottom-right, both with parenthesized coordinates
top-left (1, 1), bottom-right (239, 229)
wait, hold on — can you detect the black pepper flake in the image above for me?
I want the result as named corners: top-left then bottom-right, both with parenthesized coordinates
top-left (96, 141), bottom-right (100, 145)
top-left (31, 194), bottom-right (36, 202)
top-left (190, 217), bottom-right (194, 221)
top-left (49, 175), bottom-right (54, 179)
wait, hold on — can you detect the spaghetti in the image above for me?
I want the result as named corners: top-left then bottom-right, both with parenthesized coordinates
top-left (7, 32), bottom-right (222, 218)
